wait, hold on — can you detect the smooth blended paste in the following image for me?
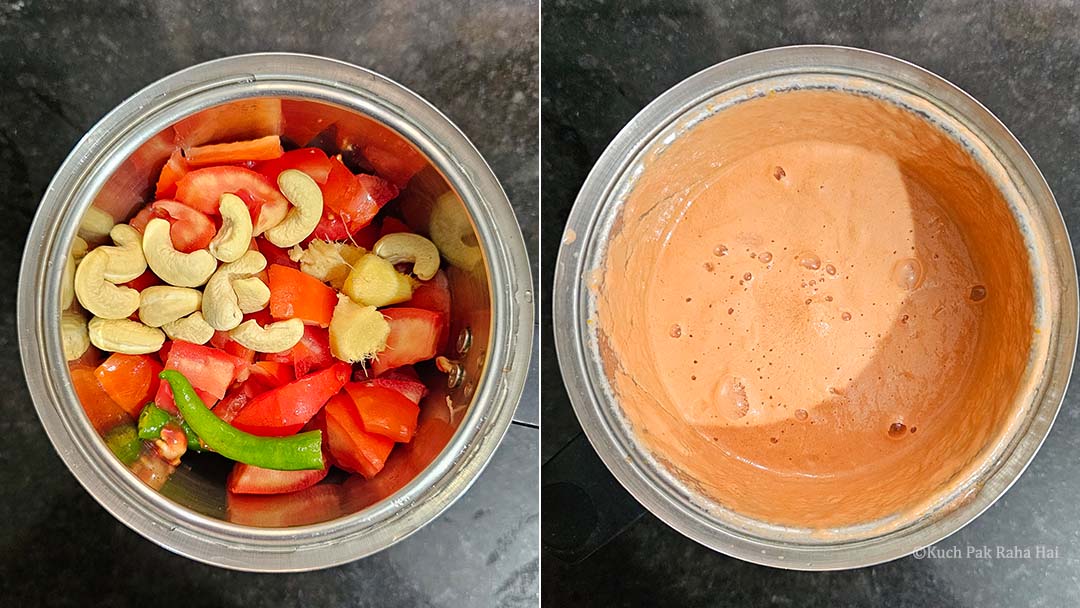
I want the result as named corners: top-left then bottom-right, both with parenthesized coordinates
top-left (596, 89), bottom-right (1034, 529)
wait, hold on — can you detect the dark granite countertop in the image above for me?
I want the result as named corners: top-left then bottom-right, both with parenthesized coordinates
top-left (542, 1), bottom-right (1080, 606)
top-left (0, 1), bottom-right (537, 606)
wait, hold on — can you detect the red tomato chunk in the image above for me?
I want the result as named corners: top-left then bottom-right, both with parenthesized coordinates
top-left (230, 362), bottom-right (350, 436)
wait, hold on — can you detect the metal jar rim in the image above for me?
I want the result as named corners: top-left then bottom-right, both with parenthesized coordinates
top-left (19, 52), bottom-right (534, 572)
top-left (553, 45), bottom-right (1078, 570)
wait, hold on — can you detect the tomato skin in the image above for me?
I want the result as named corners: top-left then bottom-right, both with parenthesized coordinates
top-left (227, 462), bottom-right (329, 495)
top-left (155, 149), bottom-right (189, 199)
top-left (343, 383), bottom-right (420, 442)
top-left (71, 368), bottom-right (130, 434)
top-left (130, 200), bottom-right (217, 253)
top-left (185, 135), bottom-right (284, 166)
top-left (323, 392), bottom-right (395, 478)
top-left (371, 308), bottom-right (445, 376)
top-left (94, 354), bottom-right (163, 417)
top-left (353, 376), bottom-right (427, 405)
top-left (212, 381), bottom-right (261, 423)
top-left (311, 158), bottom-right (398, 239)
top-left (265, 325), bottom-right (333, 378)
top-left (268, 264), bottom-right (337, 328)
top-left (121, 269), bottom-right (163, 292)
top-left (255, 147), bottom-right (333, 184)
top-left (255, 238), bottom-right (299, 270)
top-left (210, 331), bottom-right (256, 368)
top-left (174, 166), bottom-right (288, 234)
top-left (230, 362), bottom-right (350, 436)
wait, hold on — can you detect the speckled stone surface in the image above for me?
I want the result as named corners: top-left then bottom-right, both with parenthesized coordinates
top-left (542, 1), bottom-right (1080, 606)
top-left (0, 1), bottom-right (537, 606)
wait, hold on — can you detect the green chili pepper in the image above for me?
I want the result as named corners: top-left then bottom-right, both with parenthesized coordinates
top-left (104, 424), bottom-right (141, 465)
top-left (159, 370), bottom-right (323, 471)
top-left (177, 418), bottom-right (204, 452)
top-left (138, 403), bottom-right (172, 440)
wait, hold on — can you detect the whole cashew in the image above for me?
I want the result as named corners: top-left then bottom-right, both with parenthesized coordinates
top-left (62, 311), bottom-right (90, 361)
top-left (429, 191), bottom-right (482, 271)
top-left (209, 193), bottom-right (254, 262)
top-left (264, 170), bottom-right (323, 247)
top-left (74, 249), bottom-right (140, 319)
top-left (138, 286), bottom-right (203, 327)
top-left (203, 250), bottom-right (267, 331)
top-left (100, 224), bottom-right (148, 283)
top-left (71, 236), bottom-right (89, 261)
top-left (162, 312), bottom-right (215, 345)
top-left (142, 218), bottom-right (218, 287)
top-left (88, 317), bottom-right (166, 355)
top-left (62, 252), bottom-right (76, 311)
top-left (373, 232), bottom-right (441, 280)
top-left (77, 206), bottom-right (116, 244)
top-left (229, 318), bottom-right (304, 353)
top-left (232, 277), bottom-right (270, 313)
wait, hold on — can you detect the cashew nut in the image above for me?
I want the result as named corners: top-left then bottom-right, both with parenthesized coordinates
top-left (162, 312), bottom-right (215, 345)
top-left (88, 317), bottom-right (165, 355)
top-left (99, 224), bottom-right (148, 283)
top-left (62, 252), bottom-right (76, 311)
top-left (203, 250), bottom-right (267, 331)
top-left (71, 236), bottom-right (89, 261)
top-left (142, 218), bottom-right (218, 287)
top-left (62, 311), bottom-right (90, 361)
top-left (228, 318), bottom-right (304, 353)
top-left (77, 206), bottom-right (116, 244)
top-left (293, 239), bottom-right (366, 290)
top-left (329, 294), bottom-right (390, 363)
top-left (264, 169), bottom-right (323, 247)
top-left (232, 277), bottom-right (271, 313)
top-left (209, 193), bottom-right (254, 262)
top-left (373, 232), bottom-right (441, 280)
top-left (138, 286), bottom-right (202, 327)
top-left (429, 191), bottom-right (482, 271)
top-left (74, 249), bottom-right (140, 319)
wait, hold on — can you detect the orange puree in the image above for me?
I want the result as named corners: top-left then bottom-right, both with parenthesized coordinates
top-left (596, 89), bottom-right (1034, 528)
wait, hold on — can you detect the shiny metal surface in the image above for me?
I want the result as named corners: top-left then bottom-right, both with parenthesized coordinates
top-left (553, 46), bottom-right (1077, 570)
top-left (19, 53), bottom-right (533, 571)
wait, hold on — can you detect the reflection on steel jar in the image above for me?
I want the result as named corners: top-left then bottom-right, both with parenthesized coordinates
top-left (19, 53), bottom-right (533, 571)
top-left (553, 46), bottom-right (1077, 570)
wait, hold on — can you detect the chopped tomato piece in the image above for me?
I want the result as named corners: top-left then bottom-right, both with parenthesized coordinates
top-left (247, 360), bottom-right (294, 389)
top-left (121, 269), bottom-right (162, 292)
top-left (173, 98), bottom-right (283, 147)
top-left (231, 362), bottom-right (350, 436)
top-left (213, 381), bottom-right (261, 423)
top-left (227, 462), bottom-right (329, 495)
top-left (343, 383), bottom-right (420, 442)
top-left (71, 368), bottom-right (130, 434)
top-left (155, 149), bottom-right (190, 199)
top-left (255, 237), bottom-right (300, 269)
top-left (354, 375), bottom-right (427, 405)
top-left (255, 147), bottom-right (333, 184)
top-left (371, 308), bottom-right (445, 376)
top-left (174, 167), bottom-right (288, 234)
top-left (184, 135), bottom-right (284, 166)
top-left (323, 392), bottom-right (395, 478)
top-left (265, 325), bottom-right (333, 378)
top-left (210, 331), bottom-right (256, 368)
top-left (154, 382), bottom-right (219, 416)
top-left (357, 142), bottom-right (427, 188)
top-left (268, 264), bottom-right (337, 327)
top-left (403, 270), bottom-right (451, 353)
top-left (129, 200), bottom-right (217, 253)
top-left (161, 340), bottom-right (246, 400)
top-left (94, 354), bottom-right (163, 417)
top-left (378, 216), bottom-right (411, 237)
top-left (311, 158), bottom-right (398, 239)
